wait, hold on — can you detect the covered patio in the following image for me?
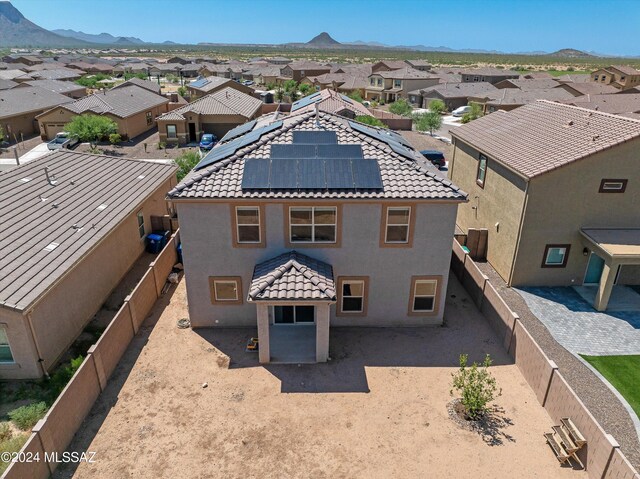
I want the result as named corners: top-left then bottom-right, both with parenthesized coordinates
top-left (581, 228), bottom-right (640, 311)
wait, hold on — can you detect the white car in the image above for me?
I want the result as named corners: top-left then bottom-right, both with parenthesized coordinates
top-left (452, 106), bottom-right (471, 117)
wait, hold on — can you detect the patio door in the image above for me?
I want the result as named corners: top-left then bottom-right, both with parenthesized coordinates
top-left (584, 253), bottom-right (605, 285)
top-left (273, 305), bottom-right (315, 324)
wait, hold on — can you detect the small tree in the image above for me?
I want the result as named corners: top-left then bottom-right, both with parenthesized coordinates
top-left (109, 133), bottom-right (121, 145)
top-left (177, 86), bottom-right (187, 97)
top-left (451, 354), bottom-right (499, 420)
top-left (428, 99), bottom-right (446, 115)
top-left (348, 91), bottom-right (364, 103)
top-left (275, 86), bottom-right (285, 103)
top-left (64, 115), bottom-right (118, 147)
top-left (265, 81), bottom-right (277, 91)
top-left (388, 98), bottom-right (413, 116)
top-left (174, 151), bottom-right (201, 181)
top-left (461, 102), bottom-right (484, 124)
top-left (299, 83), bottom-right (313, 95)
top-left (283, 79), bottom-right (298, 93)
top-left (354, 115), bottom-right (388, 128)
top-left (288, 89), bottom-right (300, 102)
top-left (414, 111), bottom-right (442, 135)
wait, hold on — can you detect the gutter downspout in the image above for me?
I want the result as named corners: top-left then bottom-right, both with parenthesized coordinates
top-left (25, 310), bottom-right (49, 378)
top-left (507, 181), bottom-right (530, 287)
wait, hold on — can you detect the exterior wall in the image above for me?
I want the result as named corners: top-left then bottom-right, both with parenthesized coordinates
top-left (0, 309), bottom-right (41, 379)
top-left (158, 112), bottom-right (256, 145)
top-left (0, 177), bottom-right (174, 379)
top-left (400, 78), bottom-right (440, 98)
top-left (461, 73), bottom-right (519, 84)
top-left (617, 265), bottom-right (640, 285)
top-left (1, 110), bottom-right (42, 137)
top-left (450, 139), bottom-right (528, 283)
top-left (512, 138), bottom-right (640, 286)
top-left (177, 200), bottom-right (458, 328)
top-left (423, 93), bottom-right (467, 111)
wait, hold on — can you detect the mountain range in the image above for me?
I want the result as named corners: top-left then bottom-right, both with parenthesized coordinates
top-left (52, 29), bottom-right (146, 45)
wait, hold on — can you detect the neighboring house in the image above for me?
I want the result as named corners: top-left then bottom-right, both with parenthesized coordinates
top-left (242, 66), bottom-right (281, 86)
top-left (416, 82), bottom-right (498, 110)
top-left (21, 79), bottom-right (86, 98)
top-left (300, 73), bottom-right (369, 96)
top-left (365, 68), bottom-right (440, 102)
top-left (289, 89), bottom-right (371, 118)
top-left (0, 150), bottom-right (177, 379)
top-left (167, 111), bottom-right (467, 364)
top-left (113, 62), bottom-right (152, 75)
top-left (1, 55), bottom-right (43, 66)
top-left (371, 61), bottom-right (408, 73)
top-left (31, 68), bottom-right (83, 81)
top-left (36, 84), bottom-right (169, 140)
top-left (459, 67), bottom-right (520, 84)
top-left (0, 79), bottom-right (17, 90)
top-left (186, 75), bottom-right (253, 100)
top-left (0, 69), bottom-right (33, 82)
top-left (556, 82), bottom-right (620, 96)
top-left (591, 65), bottom-right (640, 91)
top-left (554, 74), bottom-right (591, 84)
top-left (157, 86), bottom-right (262, 144)
top-left (0, 86), bottom-right (72, 138)
top-left (468, 87), bottom-right (576, 113)
top-left (449, 100), bottom-right (640, 311)
top-left (266, 57), bottom-right (292, 65)
top-left (562, 92), bottom-right (640, 116)
top-left (67, 61), bottom-right (113, 74)
top-left (493, 78), bottom-right (561, 90)
top-left (279, 61), bottom-right (331, 82)
top-left (112, 77), bottom-right (161, 95)
top-left (522, 72), bottom-right (554, 79)
top-left (404, 60), bottom-right (432, 71)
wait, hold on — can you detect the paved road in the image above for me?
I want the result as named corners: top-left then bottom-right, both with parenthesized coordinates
top-left (0, 142), bottom-right (50, 170)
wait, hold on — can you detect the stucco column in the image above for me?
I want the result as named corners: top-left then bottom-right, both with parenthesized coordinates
top-left (316, 303), bottom-right (330, 362)
top-left (256, 304), bottom-right (270, 363)
top-left (595, 261), bottom-right (618, 312)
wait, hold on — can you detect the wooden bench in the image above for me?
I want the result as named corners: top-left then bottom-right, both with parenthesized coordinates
top-left (561, 418), bottom-right (587, 447)
top-left (553, 425), bottom-right (579, 454)
top-left (545, 432), bottom-right (571, 463)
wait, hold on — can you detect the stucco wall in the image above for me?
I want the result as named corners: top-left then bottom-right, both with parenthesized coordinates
top-left (2, 111), bottom-right (41, 137)
top-left (177, 201), bottom-right (458, 328)
top-left (512, 137), bottom-right (640, 286)
top-left (0, 309), bottom-right (41, 379)
top-left (450, 139), bottom-right (528, 283)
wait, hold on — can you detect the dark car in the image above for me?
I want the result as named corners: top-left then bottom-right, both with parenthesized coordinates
top-left (420, 150), bottom-right (446, 168)
top-left (199, 133), bottom-right (217, 150)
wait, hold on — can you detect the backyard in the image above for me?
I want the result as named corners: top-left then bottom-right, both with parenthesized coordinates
top-left (51, 275), bottom-right (585, 479)
top-left (581, 355), bottom-right (640, 418)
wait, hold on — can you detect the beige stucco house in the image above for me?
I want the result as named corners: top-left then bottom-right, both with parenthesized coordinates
top-left (167, 111), bottom-right (467, 364)
top-left (591, 65), bottom-right (640, 91)
top-left (365, 68), bottom-right (440, 103)
top-left (0, 151), bottom-right (177, 379)
top-left (449, 100), bottom-right (640, 311)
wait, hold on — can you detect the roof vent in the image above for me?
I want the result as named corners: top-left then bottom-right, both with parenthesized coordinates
top-left (44, 167), bottom-right (58, 186)
top-left (96, 204), bottom-right (108, 211)
top-left (592, 135), bottom-right (600, 141)
top-left (43, 242), bottom-right (59, 252)
top-left (38, 194), bottom-right (47, 202)
top-left (71, 224), bottom-right (83, 231)
top-left (564, 120), bottom-right (574, 128)
top-left (19, 177), bottom-right (31, 183)
top-left (137, 175), bottom-right (146, 180)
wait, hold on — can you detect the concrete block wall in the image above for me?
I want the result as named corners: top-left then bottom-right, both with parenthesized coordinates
top-left (605, 449), bottom-right (640, 479)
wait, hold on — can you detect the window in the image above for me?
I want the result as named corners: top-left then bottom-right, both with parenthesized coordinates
top-left (542, 244), bottom-right (571, 268)
top-left (599, 179), bottom-right (627, 193)
top-left (146, 111), bottom-right (153, 125)
top-left (377, 78), bottom-right (383, 86)
top-left (408, 276), bottom-right (441, 315)
top-left (0, 327), bottom-right (14, 363)
top-left (137, 211), bottom-right (145, 238)
top-left (473, 76), bottom-right (480, 82)
top-left (337, 277), bottom-right (369, 316)
top-left (209, 277), bottom-right (243, 304)
top-left (476, 154), bottom-right (487, 187)
top-left (370, 78), bottom-right (375, 86)
top-left (393, 79), bottom-right (402, 89)
top-left (233, 206), bottom-right (263, 246)
top-left (289, 207), bottom-right (337, 244)
top-left (167, 124), bottom-right (177, 139)
top-left (620, 76), bottom-right (626, 82)
top-left (300, 70), bottom-right (305, 76)
top-left (383, 206), bottom-right (411, 244)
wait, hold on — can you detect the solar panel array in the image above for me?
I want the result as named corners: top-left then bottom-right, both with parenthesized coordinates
top-left (340, 94), bottom-right (353, 104)
top-left (189, 77), bottom-right (209, 88)
top-left (290, 92), bottom-right (322, 111)
top-left (348, 120), bottom-right (416, 160)
top-left (292, 130), bottom-right (337, 144)
top-left (219, 120), bottom-right (257, 143)
top-left (194, 120), bottom-right (283, 171)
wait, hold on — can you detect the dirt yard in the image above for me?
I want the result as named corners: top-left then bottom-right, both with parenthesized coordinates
top-left (53, 275), bottom-right (586, 479)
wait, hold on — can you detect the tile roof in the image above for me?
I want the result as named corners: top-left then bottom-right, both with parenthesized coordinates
top-left (168, 111), bottom-right (467, 201)
top-left (460, 67), bottom-right (519, 76)
top-left (0, 69), bottom-right (33, 81)
top-left (112, 77), bottom-right (161, 95)
top-left (421, 81), bottom-right (497, 98)
top-left (31, 68), bottom-right (83, 80)
top-left (0, 79), bottom-right (17, 90)
top-left (61, 85), bottom-right (168, 118)
top-left (249, 251), bottom-right (336, 301)
top-left (609, 65), bottom-right (640, 76)
top-left (157, 87), bottom-right (262, 121)
top-left (23, 79), bottom-right (85, 94)
top-left (0, 151), bottom-right (176, 311)
top-left (187, 75), bottom-right (234, 92)
top-left (0, 86), bottom-right (73, 119)
top-left (478, 87), bottom-right (576, 105)
top-left (285, 61), bottom-right (330, 71)
top-left (495, 78), bottom-right (561, 91)
top-left (451, 100), bottom-right (640, 179)
top-left (290, 89), bottom-right (370, 116)
top-left (558, 82), bottom-right (619, 96)
top-left (374, 68), bottom-right (438, 79)
top-left (564, 92), bottom-right (640, 115)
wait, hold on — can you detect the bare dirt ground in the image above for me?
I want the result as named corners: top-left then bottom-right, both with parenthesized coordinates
top-left (0, 134), bottom-right (42, 159)
top-left (52, 275), bottom-right (586, 479)
top-left (400, 130), bottom-right (453, 159)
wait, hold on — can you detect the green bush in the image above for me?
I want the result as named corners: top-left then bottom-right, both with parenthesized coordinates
top-left (414, 111), bottom-right (442, 135)
top-left (0, 433), bottom-right (28, 474)
top-left (42, 355), bottom-right (84, 405)
top-left (8, 402), bottom-right (48, 430)
top-left (109, 133), bottom-right (122, 145)
top-left (64, 115), bottom-right (118, 145)
top-left (428, 99), bottom-right (446, 115)
top-left (354, 115), bottom-right (388, 128)
top-left (451, 354), bottom-right (499, 419)
top-left (177, 86), bottom-right (187, 97)
top-left (75, 73), bottom-right (110, 89)
top-left (348, 91), bottom-right (364, 103)
top-left (175, 151), bottom-right (201, 181)
top-left (388, 98), bottom-right (413, 116)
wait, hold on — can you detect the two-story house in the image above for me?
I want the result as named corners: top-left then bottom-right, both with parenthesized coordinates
top-left (168, 111), bottom-right (467, 364)
top-left (591, 65), bottom-right (640, 91)
top-left (459, 67), bottom-right (520, 85)
top-left (279, 61), bottom-right (331, 83)
top-left (449, 100), bottom-right (640, 311)
top-left (365, 68), bottom-right (440, 103)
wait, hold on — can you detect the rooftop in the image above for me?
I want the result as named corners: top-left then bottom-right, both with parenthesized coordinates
top-left (0, 86), bottom-right (73, 119)
top-left (290, 89), bottom-right (370, 116)
top-left (451, 100), bottom-right (640, 179)
top-left (422, 81), bottom-right (497, 98)
top-left (187, 75), bottom-right (235, 92)
top-left (23, 79), bottom-right (85, 94)
top-left (157, 87), bottom-right (262, 121)
top-left (0, 151), bottom-right (176, 311)
top-left (112, 77), bottom-right (161, 95)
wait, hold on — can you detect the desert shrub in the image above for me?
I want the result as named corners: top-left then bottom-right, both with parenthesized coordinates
top-left (42, 355), bottom-right (84, 405)
top-left (428, 99), bottom-right (446, 115)
top-left (414, 111), bottom-right (442, 135)
top-left (0, 433), bottom-right (28, 474)
top-left (451, 354), bottom-right (499, 419)
top-left (64, 114), bottom-right (118, 146)
top-left (461, 102), bottom-right (484, 124)
top-left (174, 151), bottom-right (201, 180)
top-left (388, 98), bottom-right (413, 116)
top-left (0, 423), bottom-right (11, 442)
top-left (354, 115), bottom-right (387, 128)
top-left (348, 91), bottom-right (364, 103)
top-left (8, 402), bottom-right (48, 430)
top-left (109, 133), bottom-right (121, 145)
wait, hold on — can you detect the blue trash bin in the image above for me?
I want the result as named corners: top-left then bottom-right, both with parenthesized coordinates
top-left (146, 233), bottom-right (164, 254)
top-left (177, 243), bottom-right (183, 264)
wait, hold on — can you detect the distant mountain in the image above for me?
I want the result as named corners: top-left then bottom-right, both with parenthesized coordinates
top-left (547, 48), bottom-right (594, 58)
top-left (0, 1), bottom-right (93, 47)
top-left (307, 32), bottom-right (341, 46)
top-left (53, 28), bottom-right (145, 44)
top-left (163, 40), bottom-right (177, 45)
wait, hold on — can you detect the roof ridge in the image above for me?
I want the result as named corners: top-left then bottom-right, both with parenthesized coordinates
top-left (535, 99), bottom-right (640, 124)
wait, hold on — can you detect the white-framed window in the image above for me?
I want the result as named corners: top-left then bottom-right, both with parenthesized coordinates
top-left (289, 207), bottom-right (337, 243)
top-left (377, 78), bottom-right (383, 86)
top-left (393, 79), bottom-right (402, 89)
top-left (137, 210), bottom-right (145, 238)
top-left (411, 279), bottom-right (438, 313)
top-left (477, 154), bottom-right (487, 186)
top-left (146, 111), bottom-right (153, 125)
top-left (236, 206), bottom-right (261, 243)
top-left (340, 279), bottom-right (366, 313)
top-left (167, 124), bottom-right (177, 139)
top-left (370, 77), bottom-right (375, 86)
top-left (385, 207), bottom-right (411, 243)
top-left (0, 327), bottom-right (14, 363)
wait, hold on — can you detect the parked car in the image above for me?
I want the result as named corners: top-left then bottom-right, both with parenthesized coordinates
top-left (420, 150), bottom-right (446, 168)
top-left (47, 132), bottom-right (80, 151)
top-left (199, 133), bottom-right (217, 150)
top-left (452, 106), bottom-right (471, 117)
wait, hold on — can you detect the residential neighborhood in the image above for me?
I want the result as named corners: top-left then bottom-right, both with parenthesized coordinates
top-left (0, 0), bottom-right (639, 478)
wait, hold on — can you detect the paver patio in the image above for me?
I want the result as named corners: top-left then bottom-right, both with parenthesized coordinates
top-left (52, 275), bottom-right (586, 479)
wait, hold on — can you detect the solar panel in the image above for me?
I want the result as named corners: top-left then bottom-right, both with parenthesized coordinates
top-left (270, 144), bottom-right (316, 159)
top-left (292, 131), bottom-right (337, 144)
top-left (269, 158), bottom-right (298, 189)
top-left (389, 141), bottom-right (417, 161)
top-left (241, 159), bottom-right (271, 189)
top-left (290, 92), bottom-right (322, 111)
top-left (298, 158), bottom-right (326, 189)
top-left (316, 144), bottom-right (363, 159)
top-left (325, 158), bottom-right (354, 189)
top-left (348, 120), bottom-right (413, 149)
top-left (340, 94), bottom-right (353, 104)
top-left (353, 160), bottom-right (383, 189)
top-left (220, 120), bottom-right (257, 143)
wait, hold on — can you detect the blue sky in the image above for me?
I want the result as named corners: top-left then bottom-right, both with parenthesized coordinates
top-left (11, 0), bottom-right (640, 56)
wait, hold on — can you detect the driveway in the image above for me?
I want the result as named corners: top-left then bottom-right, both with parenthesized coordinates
top-left (0, 141), bottom-right (50, 170)
top-left (516, 286), bottom-right (640, 356)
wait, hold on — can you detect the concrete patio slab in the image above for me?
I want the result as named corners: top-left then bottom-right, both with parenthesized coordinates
top-left (574, 285), bottom-right (640, 312)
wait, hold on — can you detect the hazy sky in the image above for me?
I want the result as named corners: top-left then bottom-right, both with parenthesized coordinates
top-left (11, 0), bottom-right (640, 56)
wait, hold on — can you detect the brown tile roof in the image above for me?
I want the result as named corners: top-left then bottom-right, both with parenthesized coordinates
top-left (23, 79), bottom-right (85, 95)
top-left (290, 89), bottom-right (370, 116)
top-left (478, 87), bottom-right (576, 106)
top-left (0, 86), bottom-right (73, 119)
top-left (0, 150), bottom-right (176, 311)
top-left (187, 75), bottom-right (234, 93)
top-left (0, 69), bottom-right (33, 81)
top-left (374, 67), bottom-right (438, 79)
top-left (460, 67), bottom-right (519, 76)
top-left (451, 100), bottom-right (640, 179)
top-left (558, 82), bottom-right (619, 96)
top-left (564, 92), bottom-right (640, 115)
top-left (495, 78), bottom-right (561, 91)
top-left (157, 87), bottom-right (261, 120)
top-left (168, 111), bottom-right (467, 201)
top-left (112, 77), bottom-right (161, 95)
top-left (610, 65), bottom-right (640, 76)
top-left (31, 68), bottom-right (83, 81)
top-left (0, 79), bottom-right (17, 90)
top-left (421, 81), bottom-right (497, 98)
top-left (58, 84), bottom-right (168, 118)
top-left (249, 251), bottom-right (336, 301)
